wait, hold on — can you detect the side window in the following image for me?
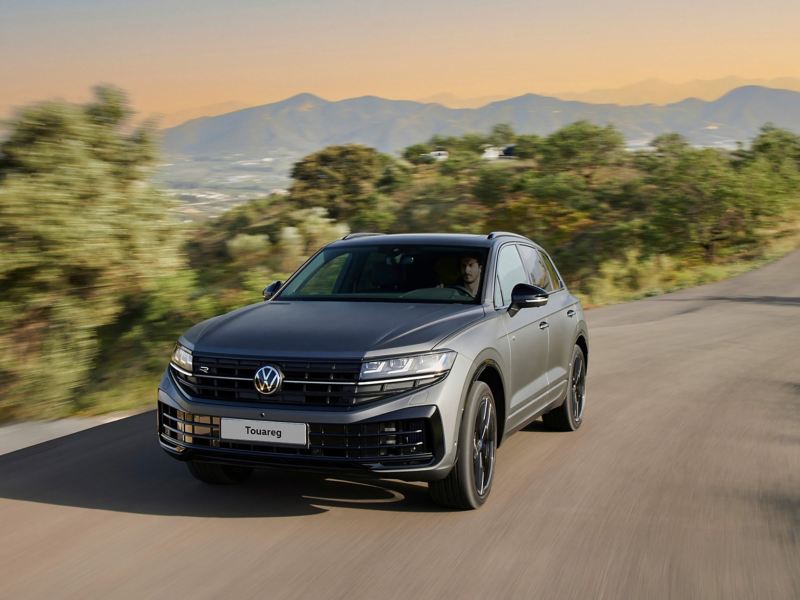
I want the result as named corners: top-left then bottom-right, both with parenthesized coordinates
top-left (539, 251), bottom-right (563, 290)
top-left (517, 245), bottom-right (553, 291)
top-left (495, 245), bottom-right (528, 307)
top-left (493, 274), bottom-right (504, 306)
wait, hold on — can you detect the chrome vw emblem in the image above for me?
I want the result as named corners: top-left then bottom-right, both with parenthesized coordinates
top-left (254, 365), bottom-right (282, 395)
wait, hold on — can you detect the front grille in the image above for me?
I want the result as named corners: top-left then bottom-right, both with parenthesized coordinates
top-left (171, 355), bottom-right (443, 407)
top-left (158, 402), bottom-right (434, 465)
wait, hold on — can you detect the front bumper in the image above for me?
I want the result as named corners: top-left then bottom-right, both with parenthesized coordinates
top-left (156, 358), bottom-right (470, 481)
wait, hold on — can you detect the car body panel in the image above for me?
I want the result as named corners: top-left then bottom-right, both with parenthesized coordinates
top-left (180, 300), bottom-right (486, 359)
top-left (540, 289), bottom-right (576, 390)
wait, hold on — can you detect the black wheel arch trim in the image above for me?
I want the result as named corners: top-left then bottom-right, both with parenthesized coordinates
top-left (575, 327), bottom-right (589, 371)
top-left (458, 350), bottom-right (509, 445)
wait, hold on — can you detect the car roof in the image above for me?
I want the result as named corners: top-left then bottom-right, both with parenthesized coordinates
top-left (328, 232), bottom-right (535, 249)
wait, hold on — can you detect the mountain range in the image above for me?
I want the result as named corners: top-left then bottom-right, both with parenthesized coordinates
top-left (553, 77), bottom-right (800, 106)
top-left (161, 86), bottom-right (800, 158)
top-left (414, 78), bottom-right (800, 108)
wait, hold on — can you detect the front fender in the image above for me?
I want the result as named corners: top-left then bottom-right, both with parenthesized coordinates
top-left (457, 348), bottom-right (510, 444)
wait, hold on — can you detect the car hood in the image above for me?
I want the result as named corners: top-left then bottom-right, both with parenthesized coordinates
top-left (181, 301), bottom-right (486, 359)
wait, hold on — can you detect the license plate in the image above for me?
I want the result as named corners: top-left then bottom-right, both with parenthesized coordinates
top-left (220, 418), bottom-right (308, 447)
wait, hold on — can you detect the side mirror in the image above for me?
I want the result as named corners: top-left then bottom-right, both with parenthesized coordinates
top-left (509, 283), bottom-right (548, 315)
top-left (262, 280), bottom-right (283, 301)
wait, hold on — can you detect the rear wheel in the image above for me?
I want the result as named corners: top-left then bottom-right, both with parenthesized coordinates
top-left (186, 460), bottom-right (254, 485)
top-left (429, 381), bottom-right (497, 510)
top-left (542, 344), bottom-right (586, 431)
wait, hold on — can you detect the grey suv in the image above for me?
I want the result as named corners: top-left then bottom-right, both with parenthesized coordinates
top-left (158, 232), bottom-right (589, 509)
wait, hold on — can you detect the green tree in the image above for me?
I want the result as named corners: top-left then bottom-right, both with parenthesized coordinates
top-left (289, 144), bottom-right (400, 228)
top-left (474, 165), bottom-right (516, 207)
top-left (427, 133), bottom-right (488, 155)
top-left (513, 134), bottom-right (542, 160)
top-left (539, 121), bottom-right (625, 178)
top-left (748, 124), bottom-right (800, 170)
top-left (487, 173), bottom-right (593, 251)
top-left (0, 86), bottom-right (199, 419)
top-left (396, 177), bottom-right (487, 233)
top-left (437, 149), bottom-right (480, 176)
top-left (488, 123), bottom-right (516, 146)
top-left (402, 143), bottom-right (434, 165)
top-left (643, 146), bottom-right (749, 261)
top-left (187, 197), bottom-right (350, 311)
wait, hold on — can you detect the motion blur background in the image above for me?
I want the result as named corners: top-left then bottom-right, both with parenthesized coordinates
top-left (1, 0), bottom-right (799, 422)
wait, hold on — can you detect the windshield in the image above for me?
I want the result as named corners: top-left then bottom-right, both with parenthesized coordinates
top-left (278, 245), bottom-right (489, 303)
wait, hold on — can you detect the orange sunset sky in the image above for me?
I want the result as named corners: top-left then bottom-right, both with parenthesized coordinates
top-left (2, 0), bottom-right (799, 122)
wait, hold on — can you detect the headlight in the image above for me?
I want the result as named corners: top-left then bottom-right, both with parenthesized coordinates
top-left (360, 350), bottom-right (456, 381)
top-left (171, 343), bottom-right (193, 373)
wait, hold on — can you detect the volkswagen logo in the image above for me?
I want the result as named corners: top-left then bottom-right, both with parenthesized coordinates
top-left (254, 365), bottom-right (283, 395)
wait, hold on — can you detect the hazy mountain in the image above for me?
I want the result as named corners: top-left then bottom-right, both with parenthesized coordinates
top-left (154, 100), bottom-right (250, 128)
top-left (414, 92), bottom-right (508, 108)
top-left (556, 77), bottom-right (800, 106)
top-left (161, 86), bottom-right (800, 158)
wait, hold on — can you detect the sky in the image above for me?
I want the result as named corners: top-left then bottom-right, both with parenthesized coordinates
top-left (2, 0), bottom-right (800, 120)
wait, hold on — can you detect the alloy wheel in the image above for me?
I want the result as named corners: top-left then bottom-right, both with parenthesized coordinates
top-left (472, 395), bottom-right (496, 496)
top-left (571, 353), bottom-right (586, 423)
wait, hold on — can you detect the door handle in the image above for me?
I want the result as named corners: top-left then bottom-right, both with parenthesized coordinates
top-left (539, 321), bottom-right (549, 330)
top-left (567, 309), bottom-right (576, 318)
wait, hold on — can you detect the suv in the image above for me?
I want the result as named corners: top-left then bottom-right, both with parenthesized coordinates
top-left (158, 232), bottom-right (588, 509)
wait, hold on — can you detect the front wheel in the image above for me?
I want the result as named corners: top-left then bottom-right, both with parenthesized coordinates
top-left (542, 344), bottom-right (586, 431)
top-left (429, 381), bottom-right (497, 510)
top-left (186, 460), bottom-right (254, 485)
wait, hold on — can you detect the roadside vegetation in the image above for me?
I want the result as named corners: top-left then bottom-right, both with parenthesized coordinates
top-left (2, 87), bottom-right (799, 420)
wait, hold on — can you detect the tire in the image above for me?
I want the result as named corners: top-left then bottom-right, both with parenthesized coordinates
top-left (186, 460), bottom-right (254, 485)
top-left (429, 381), bottom-right (498, 510)
top-left (542, 344), bottom-right (586, 432)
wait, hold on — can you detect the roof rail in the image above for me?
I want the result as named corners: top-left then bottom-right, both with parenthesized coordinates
top-left (487, 231), bottom-right (527, 240)
top-left (341, 232), bottom-right (383, 240)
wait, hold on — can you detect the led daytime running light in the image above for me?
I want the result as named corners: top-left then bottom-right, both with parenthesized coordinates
top-left (171, 344), bottom-right (193, 372)
top-left (360, 351), bottom-right (455, 381)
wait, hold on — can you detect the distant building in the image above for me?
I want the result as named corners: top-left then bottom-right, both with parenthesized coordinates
top-left (481, 145), bottom-right (516, 160)
top-left (481, 146), bottom-right (502, 160)
top-left (427, 150), bottom-right (449, 161)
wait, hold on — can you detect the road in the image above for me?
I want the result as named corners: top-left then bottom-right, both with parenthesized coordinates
top-left (1, 251), bottom-right (798, 599)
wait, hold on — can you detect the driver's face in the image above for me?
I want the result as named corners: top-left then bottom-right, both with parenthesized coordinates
top-left (461, 257), bottom-right (482, 284)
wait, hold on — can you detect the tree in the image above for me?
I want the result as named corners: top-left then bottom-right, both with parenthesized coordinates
top-left (649, 133), bottom-right (691, 160)
top-left (426, 133), bottom-right (488, 155)
top-left (289, 144), bottom-right (399, 227)
top-left (486, 173), bottom-right (593, 251)
top-left (748, 124), bottom-right (800, 170)
top-left (187, 197), bottom-right (351, 312)
top-left (0, 86), bottom-right (196, 419)
top-left (644, 147), bottom-right (749, 261)
top-left (488, 123), bottom-right (516, 146)
top-left (396, 177), bottom-right (487, 234)
top-left (539, 121), bottom-right (624, 178)
top-left (402, 143), bottom-right (434, 165)
top-left (513, 134), bottom-right (542, 160)
top-left (474, 165), bottom-right (516, 207)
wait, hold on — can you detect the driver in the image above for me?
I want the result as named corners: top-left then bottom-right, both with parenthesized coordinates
top-left (437, 253), bottom-right (483, 298)
top-left (458, 254), bottom-right (483, 297)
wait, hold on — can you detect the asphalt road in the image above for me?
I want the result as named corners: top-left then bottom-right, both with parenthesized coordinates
top-left (1, 252), bottom-right (798, 599)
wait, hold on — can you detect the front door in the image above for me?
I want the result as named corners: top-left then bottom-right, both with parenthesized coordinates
top-left (494, 244), bottom-right (550, 416)
top-left (517, 245), bottom-right (574, 399)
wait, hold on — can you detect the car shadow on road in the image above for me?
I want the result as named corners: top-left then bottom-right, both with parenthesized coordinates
top-left (0, 412), bottom-right (448, 517)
